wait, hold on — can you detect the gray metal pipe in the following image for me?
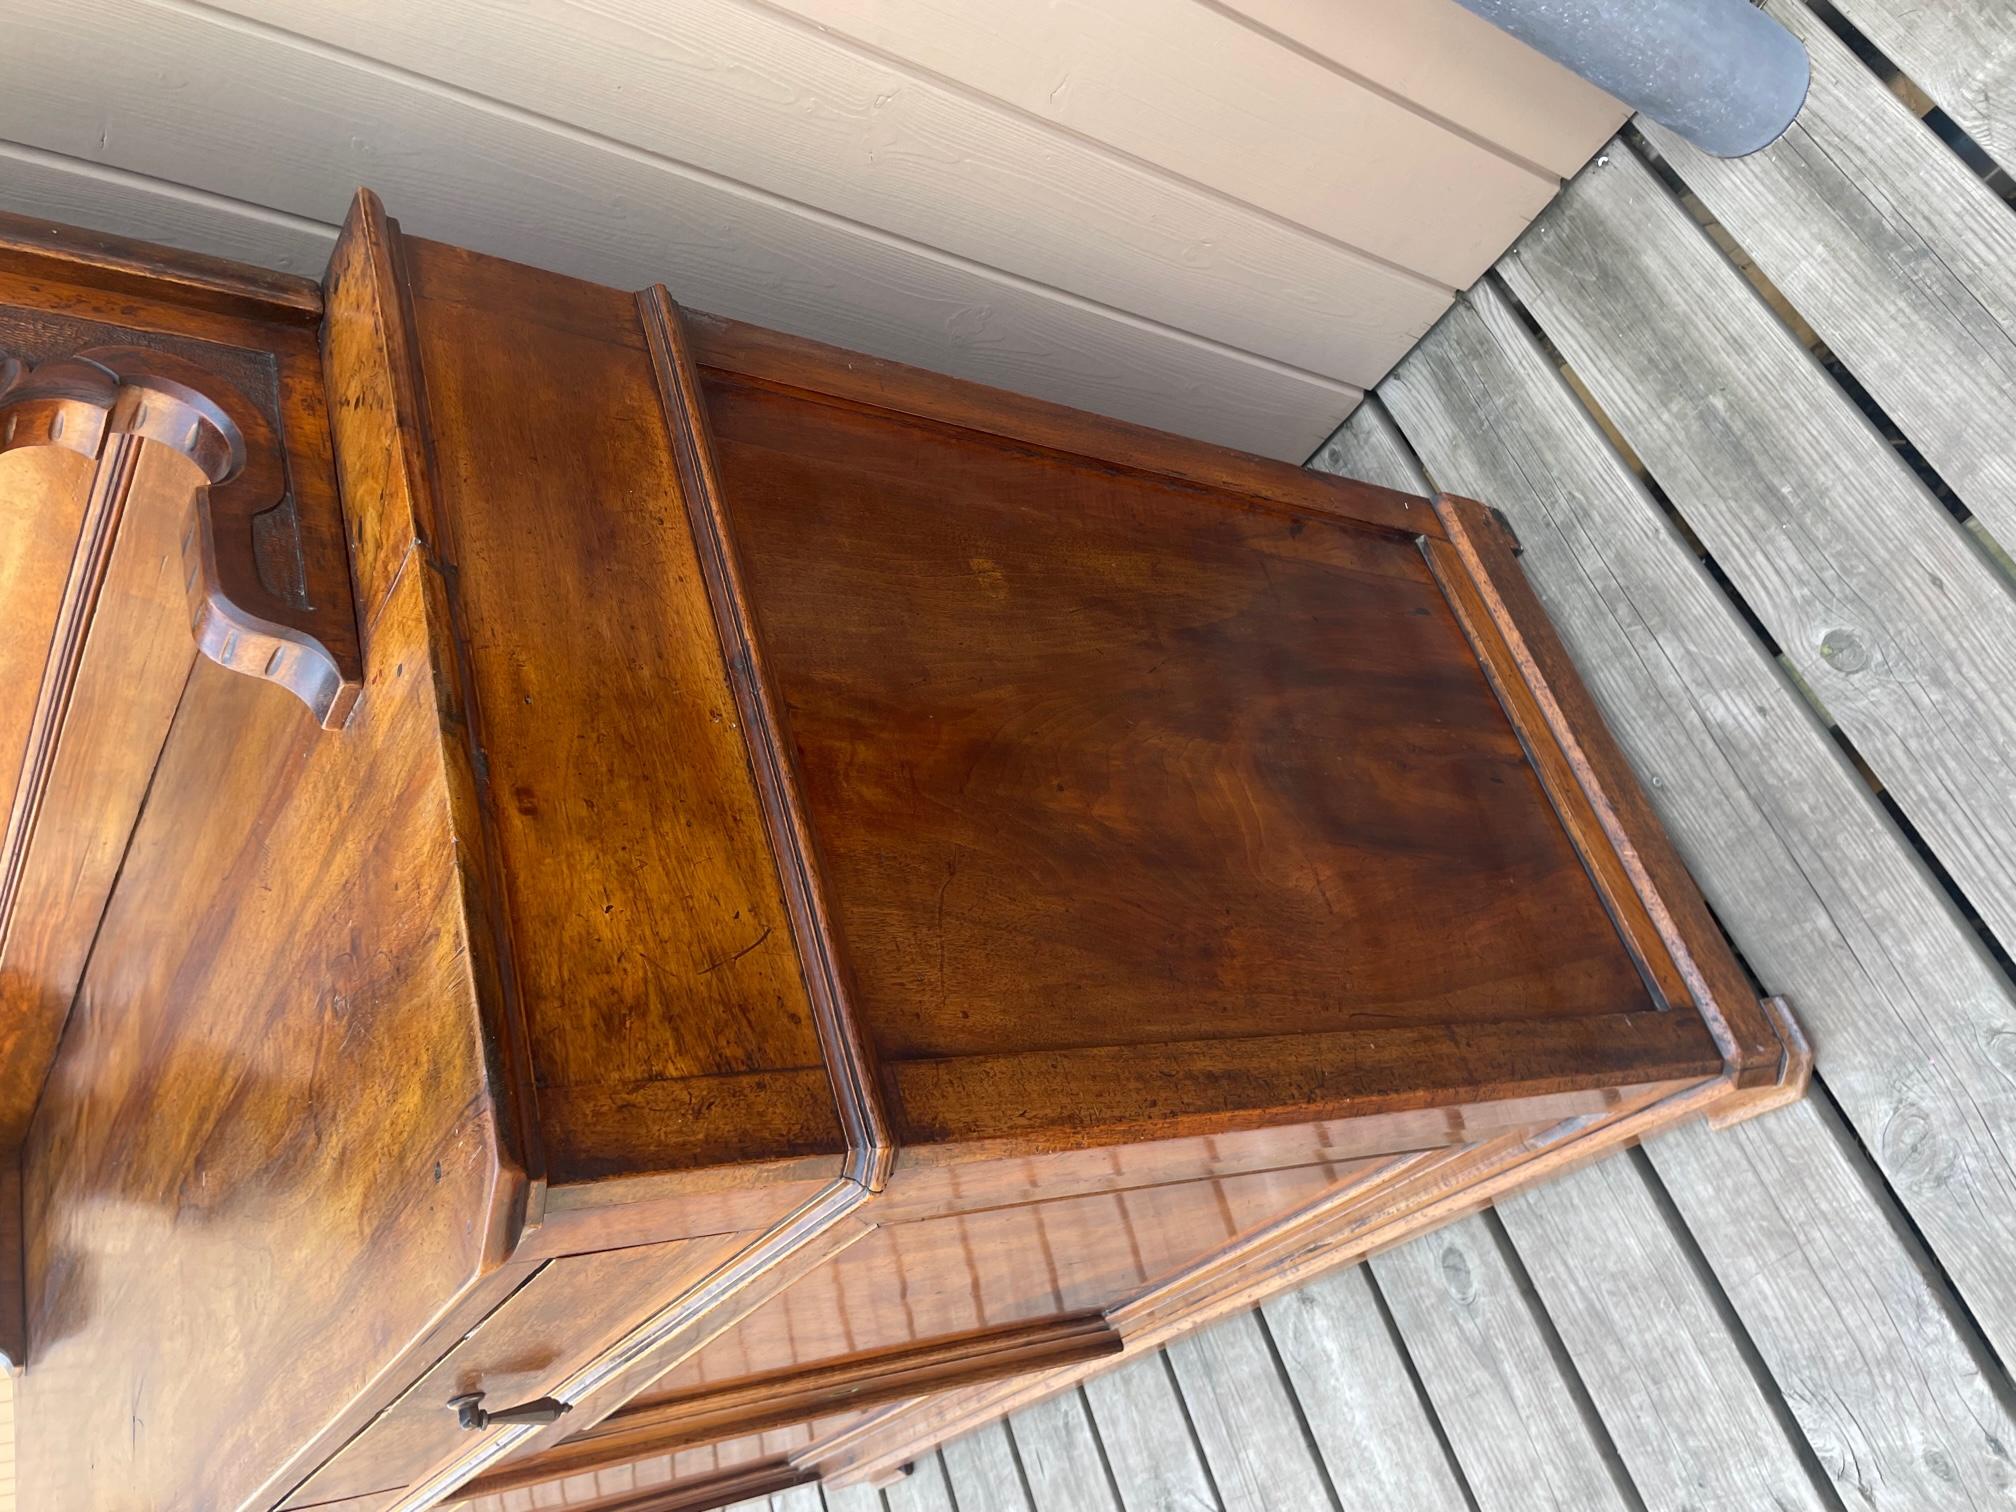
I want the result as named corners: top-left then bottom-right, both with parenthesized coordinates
top-left (1452, 0), bottom-right (1810, 157)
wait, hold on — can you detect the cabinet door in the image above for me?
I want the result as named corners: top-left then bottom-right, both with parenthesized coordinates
top-left (281, 1232), bottom-right (748, 1508)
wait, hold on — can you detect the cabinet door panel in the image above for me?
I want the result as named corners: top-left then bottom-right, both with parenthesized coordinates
top-left (282, 1232), bottom-right (747, 1508)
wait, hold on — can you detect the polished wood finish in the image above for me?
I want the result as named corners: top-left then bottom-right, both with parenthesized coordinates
top-left (395, 240), bottom-right (849, 1210)
top-left (705, 372), bottom-right (1649, 1062)
top-left (681, 311), bottom-right (1437, 540)
top-left (462, 1313), bottom-right (1121, 1497)
top-left (490, 1454), bottom-right (817, 1512)
top-left (0, 197), bottom-right (1805, 1511)
top-left (0, 231), bottom-right (363, 1176)
top-left (0, 206), bottom-right (323, 324)
top-left (284, 1233), bottom-right (752, 1509)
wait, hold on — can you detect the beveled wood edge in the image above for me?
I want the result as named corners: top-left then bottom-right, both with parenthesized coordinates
top-left (811, 1067), bottom-right (1746, 1485)
top-left (512, 1455), bottom-right (817, 1512)
top-left (1704, 996), bottom-right (1813, 1129)
top-left (0, 345), bottom-right (364, 726)
top-left (882, 1008), bottom-right (1724, 1161)
top-left (1421, 534), bottom-right (1690, 1013)
top-left (0, 205), bottom-right (323, 326)
top-left (681, 310), bottom-right (1440, 541)
top-left (639, 287), bottom-right (895, 1193)
top-left (0, 1154), bottom-right (20, 1371)
top-left (1425, 493), bottom-right (1804, 1096)
top-left (320, 190), bottom-right (548, 1242)
top-left (409, 1177), bottom-right (872, 1511)
top-left (0, 437), bottom-right (147, 1148)
top-left (461, 1312), bottom-right (1122, 1496)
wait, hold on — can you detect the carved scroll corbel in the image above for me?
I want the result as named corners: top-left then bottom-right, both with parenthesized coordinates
top-left (0, 345), bottom-right (362, 727)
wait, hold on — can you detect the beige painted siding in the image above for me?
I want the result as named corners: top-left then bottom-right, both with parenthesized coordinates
top-left (0, 0), bottom-right (1622, 458)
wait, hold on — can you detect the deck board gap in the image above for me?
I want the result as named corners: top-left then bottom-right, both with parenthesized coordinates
top-left (1854, 769), bottom-right (2016, 988)
top-left (1249, 1308), bottom-right (1352, 1512)
top-left (997, 1410), bottom-right (1042, 1511)
top-left (1483, 268), bottom-right (1819, 693)
top-left (1806, 1073), bottom-right (2016, 1406)
top-left (1622, 1148), bottom-right (1853, 1512)
top-left (1479, 1208), bottom-right (1651, 1512)
top-left (1153, 1357), bottom-right (1223, 1512)
top-left (1079, 1385), bottom-right (1133, 1512)
top-left (1629, 122), bottom-right (2014, 571)
top-left (1357, 1265), bottom-right (1481, 1512)
top-left (1802, 0), bottom-right (2016, 197)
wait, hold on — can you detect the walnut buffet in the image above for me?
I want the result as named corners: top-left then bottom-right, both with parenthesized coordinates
top-left (0, 195), bottom-right (1808, 1511)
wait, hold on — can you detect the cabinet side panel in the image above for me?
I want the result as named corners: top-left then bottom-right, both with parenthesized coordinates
top-left (700, 372), bottom-right (1654, 1077)
top-left (18, 564), bottom-right (505, 1512)
top-left (396, 242), bottom-right (844, 1183)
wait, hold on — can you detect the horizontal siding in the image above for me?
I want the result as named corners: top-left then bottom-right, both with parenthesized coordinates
top-left (747, 0), bottom-right (1560, 287)
top-left (0, 0), bottom-right (1620, 458)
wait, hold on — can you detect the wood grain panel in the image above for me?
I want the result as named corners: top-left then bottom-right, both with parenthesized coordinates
top-left (396, 239), bottom-right (842, 1180)
top-left (0, 443), bottom-right (197, 1151)
top-left (705, 373), bottom-right (1653, 1067)
top-left (0, 449), bottom-right (92, 823)
top-left (0, 0), bottom-right (1359, 459)
top-left (283, 1234), bottom-right (748, 1509)
top-left (646, 1163), bottom-right (1359, 1397)
top-left (18, 571), bottom-right (510, 1511)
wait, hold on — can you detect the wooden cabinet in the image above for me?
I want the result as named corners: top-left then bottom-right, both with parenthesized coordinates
top-left (0, 194), bottom-right (1807, 1511)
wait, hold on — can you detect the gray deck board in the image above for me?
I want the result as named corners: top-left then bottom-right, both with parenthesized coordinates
top-left (821, 1478), bottom-right (890, 1512)
top-left (1370, 1213), bottom-right (1636, 1512)
top-left (1164, 1314), bottom-right (1335, 1512)
top-left (941, 1423), bottom-right (1033, 1511)
top-left (1650, 1106), bottom-right (2016, 1509)
top-left (1829, 0), bottom-right (2016, 168)
top-left (1080, 1356), bottom-right (1217, 1512)
top-left (1641, 0), bottom-right (2016, 572)
top-left (881, 1453), bottom-right (956, 1512)
top-left (1377, 271), bottom-right (2016, 1506)
top-left (1498, 147), bottom-right (2016, 983)
top-left (1008, 1389), bottom-right (1127, 1512)
top-left (1478, 146), bottom-right (2016, 1366)
top-left (1497, 1160), bottom-right (1830, 1512)
top-left (1260, 1266), bottom-right (1472, 1509)
top-left (1312, 390), bottom-right (1428, 493)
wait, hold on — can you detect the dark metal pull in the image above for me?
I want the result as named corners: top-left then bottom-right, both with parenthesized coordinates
top-left (449, 1391), bottom-right (573, 1430)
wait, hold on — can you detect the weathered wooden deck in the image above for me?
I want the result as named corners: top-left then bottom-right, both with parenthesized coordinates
top-left (0, 1), bottom-right (2008, 1509)
top-left (603, 1), bottom-right (2016, 1509)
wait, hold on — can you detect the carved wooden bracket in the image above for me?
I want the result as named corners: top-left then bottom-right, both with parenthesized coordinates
top-left (0, 345), bottom-right (362, 727)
